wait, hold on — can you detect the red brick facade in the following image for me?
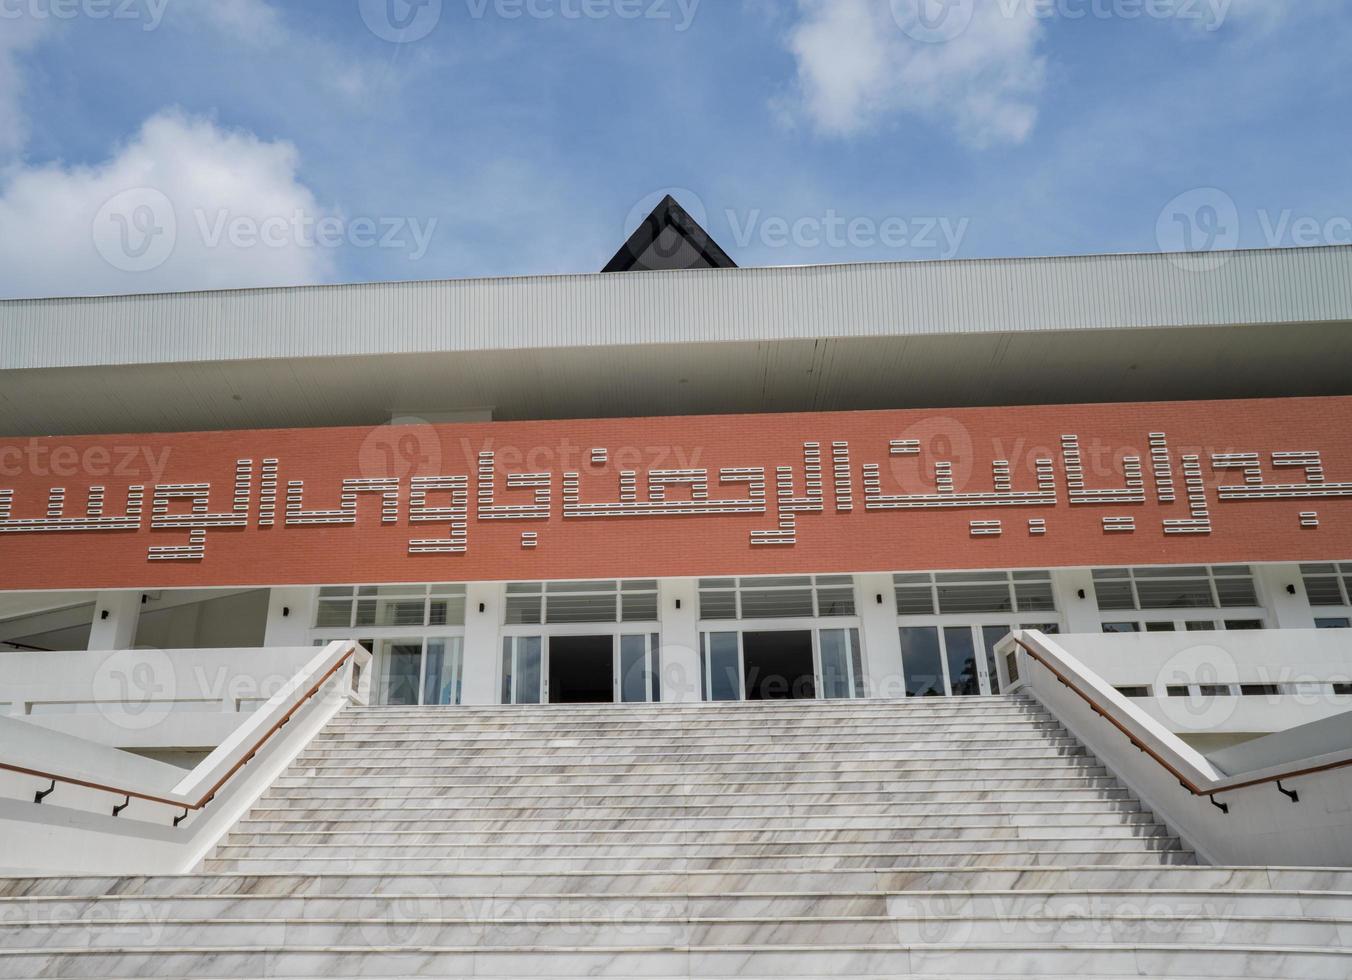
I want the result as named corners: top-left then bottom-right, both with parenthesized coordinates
top-left (1, 396), bottom-right (1349, 590)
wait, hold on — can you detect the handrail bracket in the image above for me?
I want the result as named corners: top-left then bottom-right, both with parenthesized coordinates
top-left (34, 780), bottom-right (55, 805)
top-left (1277, 780), bottom-right (1300, 803)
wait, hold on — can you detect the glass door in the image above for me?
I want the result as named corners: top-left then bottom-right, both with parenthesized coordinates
top-left (619, 633), bottom-right (663, 703)
top-left (700, 628), bottom-right (867, 701)
top-left (500, 635), bottom-right (543, 704)
top-left (376, 637), bottom-right (465, 706)
top-left (817, 628), bottom-right (865, 699)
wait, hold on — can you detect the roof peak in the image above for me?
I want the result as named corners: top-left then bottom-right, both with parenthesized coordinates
top-left (602, 194), bottom-right (738, 273)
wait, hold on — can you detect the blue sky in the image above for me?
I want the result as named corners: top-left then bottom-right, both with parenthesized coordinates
top-left (0, 0), bottom-right (1348, 297)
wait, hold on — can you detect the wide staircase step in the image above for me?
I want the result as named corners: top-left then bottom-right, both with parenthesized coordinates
top-left (2, 695), bottom-right (1349, 977)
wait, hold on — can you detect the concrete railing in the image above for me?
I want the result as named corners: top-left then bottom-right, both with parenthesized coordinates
top-left (999, 630), bottom-right (1352, 868)
top-left (0, 646), bottom-right (321, 750)
top-left (0, 640), bottom-right (370, 875)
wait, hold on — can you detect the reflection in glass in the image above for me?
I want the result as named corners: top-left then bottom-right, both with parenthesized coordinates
top-left (621, 634), bottom-right (648, 702)
top-left (380, 641), bottom-right (422, 706)
top-left (819, 629), bottom-right (852, 699)
top-left (517, 636), bottom-right (542, 704)
top-left (899, 627), bottom-right (945, 697)
top-left (706, 632), bottom-right (740, 701)
top-left (422, 638), bottom-right (463, 706)
top-left (981, 626), bottom-right (1012, 695)
top-left (944, 627), bottom-right (981, 696)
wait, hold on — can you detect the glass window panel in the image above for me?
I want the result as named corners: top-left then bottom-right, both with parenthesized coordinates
top-left (1011, 570), bottom-right (1053, 581)
top-left (895, 586), bottom-right (936, 616)
top-left (620, 635), bottom-right (648, 703)
top-left (1135, 566), bottom-right (1209, 578)
top-left (379, 641), bottom-right (422, 706)
top-left (357, 586), bottom-right (379, 596)
top-left (739, 588), bottom-right (815, 619)
top-left (546, 593), bottom-right (618, 624)
top-left (1145, 622), bottom-right (1177, 632)
top-left (1304, 575), bottom-right (1347, 606)
top-left (1093, 581), bottom-right (1136, 611)
top-left (1135, 578), bottom-right (1214, 609)
top-left (506, 582), bottom-right (542, 594)
top-left (699, 578), bottom-right (736, 588)
top-left (504, 595), bottom-right (542, 625)
top-left (1186, 621), bottom-right (1217, 631)
top-left (893, 573), bottom-right (932, 585)
top-left (706, 633), bottom-right (741, 701)
top-left (622, 580), bottom-right (659, 592)
top-left (815, 575), bottom-right (854, 586)
top-left (429, 596), bottom-right (466, 627)
top-left (516, 636), bottom-right (542, 704)
top-left (899, 627), bottom-right (945, 698)
top-left (376, 599), bottom-right (427, 627)
top-left (1301, 563), bottom-right (1337, 574)
top-left (1211, 566), bottom-right (1252, 576)
top-left (1092, 569), bottom-right (1129, 581)
top-left (982, 625), bottom-right (1012, 695)
top-left (740, 576), bottom-right (812, 588)
top-left (944, 627), bottom-right (981, 697)
top-left (621, 592), bottom-right (659, 622)
top-left (319, 586), bottom-right (355, 598)
top-left (1020, 623), bottom-right (1061, 635)
top-left (937, 583), bottom-right (1013, 614)
top-left (816, 587), bottom-right (856, 617)
top-left (936, 571), bottom-right (1008, 583)
top-left (354, 598), bottom-right (378, 627)
top-left (500, 638), bottom-right (513, 705)
top-left (819, 629), bottom-right (853, 700)
top-left (699, 591), bottom-right (737, 620)
top-left (1215, 577), bottom-right (1259, 608)
top-left (423, 638), bottom-right (462, 706)
top-left (1014, 581), bottom-right (1056, 613)
top-left (849, 629), bottom-right (865, 699)
top-left (547, 580), bottom-right (618, 593)
top-left (1316, 618), bottom-right (1352, 629)
top-left (369, 584), bottom-right (424, 597)
top-left (314, 600), bottom-right (353, 628)
top-left (651, 635), bottom-right (662, 702)
top-left (1102, 622), bottom-right (1140, 633)
top-left (1224, 620), bottom-right (1264, 631)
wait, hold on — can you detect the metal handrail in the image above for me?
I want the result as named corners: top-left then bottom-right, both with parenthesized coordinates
top-left (1014, 637), bottom-right (1352, 803)
top-left (0, 646), bottom-right (358, 820)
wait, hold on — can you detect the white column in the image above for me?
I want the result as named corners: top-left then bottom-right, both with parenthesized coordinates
top-left (658, 578), bottom-right (702, 702)
top-left (1051, 568), bottom-right (1101, 634)
top-left (262, 587), bottom-right (318, 647)
top-left (854, 573), bottom-right (903, 699)
top-left (87, 591), bottom-right (142, 650)
top-left (461, 582), bottom-right (504, 705)
top-left (1253, 563), bottom-right (1317, 629)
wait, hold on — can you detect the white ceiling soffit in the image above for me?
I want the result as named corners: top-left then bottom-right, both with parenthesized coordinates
top-left (2, 246), bottom-right (1351, 372)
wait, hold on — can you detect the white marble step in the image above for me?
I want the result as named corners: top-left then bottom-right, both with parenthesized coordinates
top-left (4, 942), bottom-right (1349, 979)
top-left (309, 721), bottom-right (1072, 743)
top-left (243, 803), bottom-right (1149, 827)
top-left (296, 739), bottom-right (1085, 759)
top-left (8, 888), bottom-right (1349, 923)
top-left (200, 852), bottom-right (1196, 875)
top-left (7, 911), bottom-right (1348, 950)
top-left (235, 805), bottom-right (1162, 827)
top-left (9, 866), bottom-right (1352, 900)
top-left (271, 769), bottom-right (1112, 791)
top-left (218, 825), bottom-right (1175, 849)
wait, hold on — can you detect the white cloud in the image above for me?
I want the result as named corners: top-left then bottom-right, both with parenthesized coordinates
top-left (0, 110), bottom-right (336, 298)
top-left (0, 18), bottom-right (48, 160)
top-left (175, 0), bottom-right (286, 45)
top-left (783, 0), bottom-right (1046, 145)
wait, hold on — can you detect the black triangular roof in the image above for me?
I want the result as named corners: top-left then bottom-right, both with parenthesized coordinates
top-left (603, 195), bottom-right (738, 273)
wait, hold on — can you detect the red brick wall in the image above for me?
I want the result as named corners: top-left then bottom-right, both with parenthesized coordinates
top-left (1, 396), bottom-right (1349, 590)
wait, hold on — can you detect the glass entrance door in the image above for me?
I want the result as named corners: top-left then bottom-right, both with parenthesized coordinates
top-left (699, 628), bottom-right (865, 701)
top-left (899, 624), bottom-right (1058, 697)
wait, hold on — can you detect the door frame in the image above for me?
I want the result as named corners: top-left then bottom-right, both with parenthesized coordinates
top-left (500, 623), bottom-right (663, 704)
top-left (697, 625), bottom-right (865, 702)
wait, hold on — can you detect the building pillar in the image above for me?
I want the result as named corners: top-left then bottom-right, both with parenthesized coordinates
top-left (461, 582), bottom-right (504, 705)
top-left (854, 573), bottom-right (902, 699)
top-left (262, 587), bottom-right (318, 647)
top-left (1253, 563), bottom-right (1317, 629)
top-left (658, 578), bottom-right (701, 702)
top-left (1051, 568), bottom-right (1101, 634)
top-left (87, 591), bottom-right (142, 650)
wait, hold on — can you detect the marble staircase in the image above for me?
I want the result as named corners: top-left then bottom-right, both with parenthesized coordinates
top-left (2, 695), bottom-right (1351, 977)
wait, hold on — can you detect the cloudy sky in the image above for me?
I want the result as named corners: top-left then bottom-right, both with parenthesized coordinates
top-left (0, 0), bottom-right (1347, 298)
